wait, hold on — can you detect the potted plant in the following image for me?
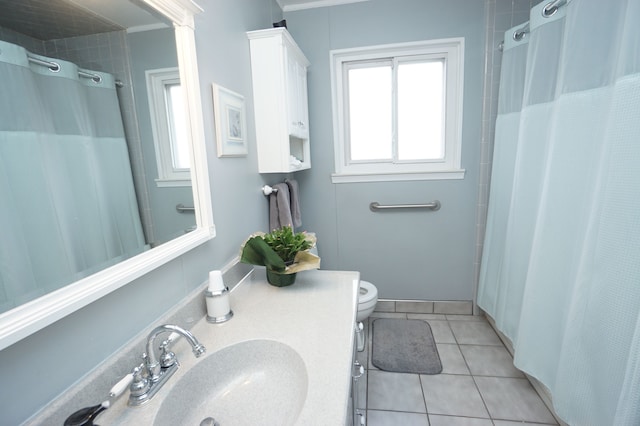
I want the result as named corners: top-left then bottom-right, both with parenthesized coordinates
top-left (240, 226), bottom-right (320, 286)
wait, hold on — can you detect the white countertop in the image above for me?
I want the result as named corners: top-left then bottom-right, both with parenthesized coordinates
top-left (98, 268), bottom-right (359, 425)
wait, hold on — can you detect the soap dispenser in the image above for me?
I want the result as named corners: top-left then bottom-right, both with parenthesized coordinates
top-left (205, 270), bottom-right (233, 323)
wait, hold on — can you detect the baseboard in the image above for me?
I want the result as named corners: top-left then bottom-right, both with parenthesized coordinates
top-left (375, 299), bottom-right (474, 315)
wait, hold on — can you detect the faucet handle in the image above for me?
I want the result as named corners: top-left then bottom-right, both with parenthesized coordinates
top-left (129, 363), bottom-right (151, 398)
top-left (158, 332), bottom-right (181, 350)
top-left (159, 344), bottom-right (178, 368)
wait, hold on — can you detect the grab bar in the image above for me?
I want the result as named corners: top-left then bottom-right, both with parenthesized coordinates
top-left (176, 204), bottom-right (195, 213)
top-left (369, 200), bottom-right (441, 212)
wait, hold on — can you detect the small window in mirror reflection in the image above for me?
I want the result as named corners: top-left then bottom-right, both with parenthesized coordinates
top-left (165, 83), bottom-right (190, 171)
top-left (146, 68), bottom-right (192, 187)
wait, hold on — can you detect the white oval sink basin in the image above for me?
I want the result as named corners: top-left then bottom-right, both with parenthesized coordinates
top-left (153, 339), bottom-right (308, 426)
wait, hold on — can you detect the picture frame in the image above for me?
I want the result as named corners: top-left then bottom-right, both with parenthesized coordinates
top-left (212, 83), bottom-right (248, 157)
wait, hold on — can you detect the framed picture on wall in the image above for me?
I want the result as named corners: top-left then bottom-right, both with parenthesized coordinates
top-left (212, 83), bottom-right (248, 157)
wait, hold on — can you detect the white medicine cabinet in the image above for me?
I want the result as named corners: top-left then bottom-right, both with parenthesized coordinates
top-left (247, 28), bottom-right (311, 173)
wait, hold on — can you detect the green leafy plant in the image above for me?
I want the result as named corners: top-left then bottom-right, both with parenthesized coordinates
top-left (240, 227), bottom-right (319, 286)
top-left (262, 226), bottom-right (312, 263)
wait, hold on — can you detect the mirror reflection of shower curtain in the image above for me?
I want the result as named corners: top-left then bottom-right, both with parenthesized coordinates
top-left (478, 1), bottom-right (640, 425)
top-left (0, 40), bottom-right (146, 313)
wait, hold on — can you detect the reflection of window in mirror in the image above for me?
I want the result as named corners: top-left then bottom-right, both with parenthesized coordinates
top-left (146, 68), bottom-right (192, 186)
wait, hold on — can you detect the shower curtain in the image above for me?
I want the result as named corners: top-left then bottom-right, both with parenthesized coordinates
top-left (478, 0), bottom-right (640, 424)
top-left (0, 40), bottom-right (146, 313)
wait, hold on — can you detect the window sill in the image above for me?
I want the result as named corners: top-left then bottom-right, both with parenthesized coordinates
top-left (331, 169), bottom-right (465, 183)
top-left (155, 178), bottom-right (192, 188)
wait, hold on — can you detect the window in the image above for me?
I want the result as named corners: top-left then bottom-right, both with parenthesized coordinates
top-left (146, 68), bottom-right (191, 186)
top-left (330, 38), bottom-right (465, 182)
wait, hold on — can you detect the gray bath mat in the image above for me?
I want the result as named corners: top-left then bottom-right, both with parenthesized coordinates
top-left (372, 318), bottom-right (442, 374)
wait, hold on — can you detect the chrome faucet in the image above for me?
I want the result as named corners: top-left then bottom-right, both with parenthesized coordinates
top-left (128, 324), bottom-right (206, 406)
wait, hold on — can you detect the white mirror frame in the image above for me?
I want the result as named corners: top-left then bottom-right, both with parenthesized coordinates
top-left (0, 0), bottom-right (214, 351)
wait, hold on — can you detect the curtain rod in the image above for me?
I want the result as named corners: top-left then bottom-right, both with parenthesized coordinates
top-left (26, 55), bottom-right (124, 88)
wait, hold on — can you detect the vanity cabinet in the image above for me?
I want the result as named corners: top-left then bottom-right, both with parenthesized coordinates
top-left (247, 28), bottom-right (311, 173)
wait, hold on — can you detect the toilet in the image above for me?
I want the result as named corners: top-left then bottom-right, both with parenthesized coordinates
top-left (355, 280), bottom-right (378, 352)
top-left (357, 280), bottom-right (378, 322)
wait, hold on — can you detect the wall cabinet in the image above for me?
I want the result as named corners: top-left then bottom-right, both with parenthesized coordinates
top-left (247, 28), bottom-right (311, 173)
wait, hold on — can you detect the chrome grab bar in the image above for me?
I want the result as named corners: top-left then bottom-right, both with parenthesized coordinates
top-left (369, 200), bottom-right (441, 212)
top-left (176, 204), bottom-right (195, 213)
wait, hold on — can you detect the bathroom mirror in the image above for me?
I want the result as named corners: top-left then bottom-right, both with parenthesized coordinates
top-left (0, 0), bottom-right (214, 350)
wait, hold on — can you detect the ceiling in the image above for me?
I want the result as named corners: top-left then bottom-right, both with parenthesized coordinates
top-left (277, 0), bottom-right (369, 12)
top-left (0, 0), bottom-right (165, 41)
top-left (0, 0), bottom-right (370, 41)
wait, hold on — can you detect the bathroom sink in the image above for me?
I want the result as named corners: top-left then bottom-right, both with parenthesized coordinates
top-left (153, 339), bottom-right (308, 426)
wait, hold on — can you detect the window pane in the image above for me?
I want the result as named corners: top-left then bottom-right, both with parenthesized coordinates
top-left (347, 66), bottom-right (392, 161)
top-left (166, 83), bottom-right (190, 170)
top-left (397, 60), bottom-right (444, 160)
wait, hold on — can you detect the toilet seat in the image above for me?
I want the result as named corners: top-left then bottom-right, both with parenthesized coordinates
top-left (356, 280), bottom-right (378, 329)
top-left (359, 280), bottom-right (377, 303)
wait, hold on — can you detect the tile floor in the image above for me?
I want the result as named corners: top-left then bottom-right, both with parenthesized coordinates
top-left (355, 311), bottom-right (558, 426)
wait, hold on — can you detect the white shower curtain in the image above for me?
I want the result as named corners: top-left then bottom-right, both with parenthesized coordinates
top-left (478, 0), bottom-right (640, 424)
top-left (0, 40), bottom-right (146, 313)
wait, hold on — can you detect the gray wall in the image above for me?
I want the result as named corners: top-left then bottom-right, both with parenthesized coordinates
top-left (0, 0), bottom-right (283, 424)
top-left (127, 27), bottom-right (195, 245)
top-left (285, 0), bottom-right (485, 300)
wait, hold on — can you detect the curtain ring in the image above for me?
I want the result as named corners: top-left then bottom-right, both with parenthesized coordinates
top-left (49, 62), bottom-right (60, 73)
top-left (92, 75), bottom-right (102, 84)
top-left (542, 2), bottom-right (558, 17)
top-left (513, 30), bottom-right (526, 41)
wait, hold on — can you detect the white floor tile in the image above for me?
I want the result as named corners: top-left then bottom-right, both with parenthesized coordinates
top-left (436, 343), bottom-right (470, 375)
top-left (367, 410), bottom-right (429, 426)
top-left (429, 414), bottom-right (494, 426)
top-left (445, 314), bottom-right (486, 321)
top-left (424, 320), bottom-right (456, 343)
top-left (448, 321), bottom-right (503, 345)
top-left (459, 345), bottom-right (524, 377)
top-left (368, 370), bottom-right (426, 413)
top-left (474, 377), bottom-right (557, 424)
top-left (420, 374), bottom-right (489, 418)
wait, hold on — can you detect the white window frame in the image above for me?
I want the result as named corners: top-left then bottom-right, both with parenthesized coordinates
top-left (146, 67), bottom-right (191, 187)
top-left (330, 38), bottom-right (465, 183)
